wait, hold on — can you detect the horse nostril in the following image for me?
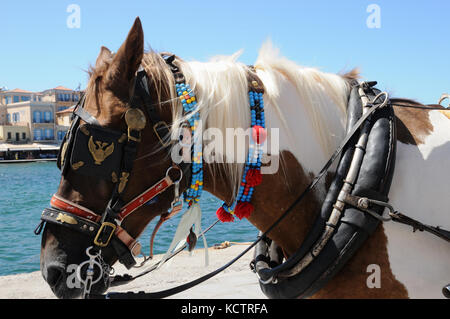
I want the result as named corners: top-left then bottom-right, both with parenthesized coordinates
top-left (46, 264), bottom-right (65, 287)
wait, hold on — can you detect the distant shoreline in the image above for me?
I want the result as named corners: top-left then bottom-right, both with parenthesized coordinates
top-left (0, 158), bottom-right (56, 164)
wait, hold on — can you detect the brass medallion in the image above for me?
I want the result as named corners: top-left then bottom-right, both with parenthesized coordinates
top-left (125, 108), bottom-right (147, 131)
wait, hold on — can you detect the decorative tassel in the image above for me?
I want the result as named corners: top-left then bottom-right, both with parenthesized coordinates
top-left (216, 206), bottom-right (235, 222)
top-left (159, 203), bottom-right (208, 268)
top-left (234, 201), bottom-right (254, 220)
top-left (246, 169), bottom-right (262, 187)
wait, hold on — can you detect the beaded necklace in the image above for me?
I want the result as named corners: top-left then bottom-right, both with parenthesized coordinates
top-left (175, 74), bottom-right (266, 223)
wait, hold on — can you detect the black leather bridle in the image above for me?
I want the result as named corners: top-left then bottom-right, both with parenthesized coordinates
top-left (35, 66), bottom-right (180, 270)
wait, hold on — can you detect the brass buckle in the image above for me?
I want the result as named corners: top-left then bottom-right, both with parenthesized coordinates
top-left (127, 128), bottom-right (141, 142)
top-left (93, 222), bottom-right (116, 247)
top-left (153, 121), bottom-right (171, 147)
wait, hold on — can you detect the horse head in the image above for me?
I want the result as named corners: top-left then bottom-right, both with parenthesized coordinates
top-left (39, 17), bottom-right (186, 298)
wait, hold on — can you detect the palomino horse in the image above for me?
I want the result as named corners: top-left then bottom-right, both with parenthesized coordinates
top-left (38, 18), bottom-right (450, 299)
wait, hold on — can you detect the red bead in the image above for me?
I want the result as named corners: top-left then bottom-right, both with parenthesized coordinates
top-left (251, 125), bottom-right (267, 144)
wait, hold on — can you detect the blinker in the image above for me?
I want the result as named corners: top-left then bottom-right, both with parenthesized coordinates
top-left (70, 124), bottom-right (125, 182)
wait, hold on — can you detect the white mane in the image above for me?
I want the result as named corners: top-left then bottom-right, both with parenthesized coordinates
top-left (173, 41), bottom-right (351, 198)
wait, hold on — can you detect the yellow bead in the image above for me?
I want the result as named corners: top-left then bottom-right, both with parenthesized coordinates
top-left (187, 99), bottom-right (191, 104)
top-left (191, 97), bottom-right (196, 102)
top-left (183, 91), bottom-right (188, 95)
top-left (199, 181), bottom-right (203, 185)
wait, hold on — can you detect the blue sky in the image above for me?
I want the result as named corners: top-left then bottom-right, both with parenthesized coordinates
top-left (1, 0), bottom-right (449, 104)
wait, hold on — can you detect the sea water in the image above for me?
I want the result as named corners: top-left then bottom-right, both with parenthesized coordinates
top-left (0, 162), bottom-right (257, 276)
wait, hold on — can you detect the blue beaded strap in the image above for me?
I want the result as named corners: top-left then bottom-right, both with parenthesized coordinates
top-left (219, 90), bottom-right (265, 219)
top-left (175, 82), bottom-right (203, 205)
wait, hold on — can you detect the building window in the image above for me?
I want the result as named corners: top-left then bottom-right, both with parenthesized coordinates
top-left (33, 111), bottom-right (42, 123)
top-left (13, 96), bottom-right (19, 103)
top-left (21, 96), bottom-right (30, 102)
top-left (7, 132), bottom-right (11, 140)
top-left (6, 114), bottom-right (11, 123)
top-left (12, 112), bottom-right (20, 123)
top-left (57, 131), bottom-right (66, 141)
top-left (4, 96), bottom-right (11, 104)
top-left (44, 111), bottom-right (53, 123)
top-left (73, 94), bottom-right (79, 102)
top-left (57, 106), bottom-right (67, 112)
top-left (33, 129), bottom-right (42, 141)
top-left (22, 132), bottom-right (26, 140)
top-left (44, 128), bottom-right (54, 140)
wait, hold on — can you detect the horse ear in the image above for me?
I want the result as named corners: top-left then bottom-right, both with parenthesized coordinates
top-left (106, 17), bottom-right (144, 95)
top-left (95, 46), bottom-right (112, 69)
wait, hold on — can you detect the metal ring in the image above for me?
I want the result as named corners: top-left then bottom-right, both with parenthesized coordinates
top-left (166, 166), bottom-right (183, 184)
top-left (86, 246), bottom-right (100, 259)
top-left (371, 91), bottom-right (389, 108)
top-left (76, 259), bottom-right (103, 286)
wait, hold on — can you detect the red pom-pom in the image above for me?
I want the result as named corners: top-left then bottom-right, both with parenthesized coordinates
top-left (245, 169), bottom-right (262, 187)
top-left (234, 202), bottom-right (254, 220)
top-left (216, 206), bottom-right (235, 222)
top-left (252, 125), bottom-right (267, 144)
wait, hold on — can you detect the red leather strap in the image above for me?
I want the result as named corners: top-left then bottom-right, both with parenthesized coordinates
top-left (116, 226), bottom-right (142, 257)
top-left (51, 175), bottom-right (173, 224)
top-left (119, 175), bottom-right (173, 220)
top-left (51, 195), bottom-right (101, 223)
top-left (50, 175), bottom-right (174, 256)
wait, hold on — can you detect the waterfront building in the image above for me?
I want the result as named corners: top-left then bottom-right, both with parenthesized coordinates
top-left (55, 105), bottom-right (74, 141)
top-left (0, 87), bottom-right (80, 144)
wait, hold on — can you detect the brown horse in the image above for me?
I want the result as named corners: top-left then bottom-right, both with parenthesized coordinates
top-left (39, 18), bottom-right (450, 299)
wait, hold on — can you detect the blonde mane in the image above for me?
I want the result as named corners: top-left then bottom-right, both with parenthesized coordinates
top-left (141, 43), bottom-right (353, 200)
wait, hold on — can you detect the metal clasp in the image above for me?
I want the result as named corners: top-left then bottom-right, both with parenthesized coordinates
top-left (347, 195), bottom-right (395, 222)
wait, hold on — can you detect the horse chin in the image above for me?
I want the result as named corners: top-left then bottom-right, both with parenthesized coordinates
top-left (48, 272), bottom-right (109, 299)
top-left (40, 224), bottom-right (110, 299)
